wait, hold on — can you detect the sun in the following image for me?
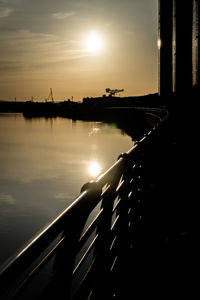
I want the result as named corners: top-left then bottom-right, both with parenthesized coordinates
top-left (85, 31), bottom-right (102, 52)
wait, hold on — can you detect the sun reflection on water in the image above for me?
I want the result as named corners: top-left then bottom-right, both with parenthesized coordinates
top-left (88, 161), bottom-right (101, 177)
top-left (88, 127), bottom-right (100, 136)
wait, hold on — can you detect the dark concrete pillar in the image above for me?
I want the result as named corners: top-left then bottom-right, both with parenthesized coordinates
top-left (173, 0), bottom-right (193, 93)
top-left (158, 0), bottom-right (173, 96)
top-left (192, 0), bottom-right (199, 87)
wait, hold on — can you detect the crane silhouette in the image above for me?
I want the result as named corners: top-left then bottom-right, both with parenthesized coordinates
top-left (105, 88), bottom-right (124, 97)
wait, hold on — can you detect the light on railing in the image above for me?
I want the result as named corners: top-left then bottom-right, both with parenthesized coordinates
top-left (157, 38), bottom-right (162, 50)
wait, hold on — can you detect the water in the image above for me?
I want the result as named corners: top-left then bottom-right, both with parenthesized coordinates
top-left (0, 113), bottom-right (134, 268)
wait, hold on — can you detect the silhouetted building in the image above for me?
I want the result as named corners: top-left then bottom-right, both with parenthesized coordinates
top-left (159, 0), bottom-right (199, 96)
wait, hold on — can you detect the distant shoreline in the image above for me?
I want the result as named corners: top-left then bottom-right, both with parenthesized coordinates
top-left (0, 94), bottom-right (163, 142)
top-left (0, 93), bottom-right (159, 113)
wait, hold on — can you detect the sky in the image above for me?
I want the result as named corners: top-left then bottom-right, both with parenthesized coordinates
top-left (0, 0), bottom-right (158, 101)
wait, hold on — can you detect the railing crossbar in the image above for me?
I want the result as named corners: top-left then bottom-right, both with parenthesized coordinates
top-left (73, 234), bottom-right (99, 276)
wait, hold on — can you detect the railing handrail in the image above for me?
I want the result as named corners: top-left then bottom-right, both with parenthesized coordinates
top-left (0, 107), bottom-right (169, 299)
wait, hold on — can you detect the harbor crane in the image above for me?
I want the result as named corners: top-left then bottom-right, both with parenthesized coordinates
top-left (105, 88), bottom-right (124, 97)
top-left (45, 88), bottom-right (54, 103)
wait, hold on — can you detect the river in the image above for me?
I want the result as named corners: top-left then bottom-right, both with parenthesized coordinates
top-left (0, 113), bottom-right (134, 268)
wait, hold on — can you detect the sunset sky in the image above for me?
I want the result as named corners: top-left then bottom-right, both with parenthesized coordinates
top-left (0, 0), bottom-right (158, 101)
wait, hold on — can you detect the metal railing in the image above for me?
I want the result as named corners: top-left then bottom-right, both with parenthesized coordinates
top-left (0, 108), bottom-right (168, 300)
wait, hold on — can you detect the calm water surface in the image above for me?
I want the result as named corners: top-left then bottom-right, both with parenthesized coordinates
top-left (0, 113), bottom-right (134, 267)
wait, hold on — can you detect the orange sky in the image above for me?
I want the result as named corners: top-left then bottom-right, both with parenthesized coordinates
top-left (0, 0), bottom-right (158, 101)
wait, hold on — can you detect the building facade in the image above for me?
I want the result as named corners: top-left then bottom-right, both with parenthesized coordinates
top-left (159, 0), bottom-right (199, 96)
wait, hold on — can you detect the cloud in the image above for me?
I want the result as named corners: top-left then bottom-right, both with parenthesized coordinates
top-left (54, 192), bottom-right (75, 201)
top-left (52, 11), bottom-right (76, 20)
top-left (0, 61), bottom-right (22, 72)
top-left (0, 7), bottom-right (13, 18)
top-left (0, 193), bottom-right (16, 205)
top-left (0, 29), bottom-right (90, 74)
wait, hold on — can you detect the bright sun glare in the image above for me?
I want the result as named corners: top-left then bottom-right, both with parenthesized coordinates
top-left (89, 162), bottom-right (101, 177)
top-left (86, 31), bottom-right (102, 52)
